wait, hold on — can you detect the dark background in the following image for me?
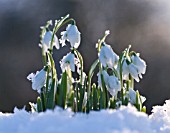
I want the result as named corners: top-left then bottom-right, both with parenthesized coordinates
top-left (1, 0), bottom-right (170, 114)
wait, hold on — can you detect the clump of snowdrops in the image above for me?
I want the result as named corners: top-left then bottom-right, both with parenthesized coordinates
top-left (27, 15), bottom-right (147, 113)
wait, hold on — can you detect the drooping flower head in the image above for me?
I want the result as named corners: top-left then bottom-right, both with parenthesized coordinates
top-left (97, 70), bottom-right (109, 89)
top-left (106, 75), bottom-right (121, 97)
top-left (122, 53), bottom-right (146, 82)
top-left (60, 21), bottom-right (81, 49)
top-left (131, 53), bottom-right (146, 75)
top-left (99, 43), bottom-right (119, 69)
top-left (98, 70), bottom-right (121, 96)
top-left (40, 30), bottom-right (59, 53)
top-left (128, 88), bottom-right (146, 105)
top-left (60, 52), bottom-right (75, 72)
top-left (27, 66), bottom-right (48, 92)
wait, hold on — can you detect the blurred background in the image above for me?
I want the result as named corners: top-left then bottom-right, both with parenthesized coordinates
top-left (0, 0), bottom-right (170, 114)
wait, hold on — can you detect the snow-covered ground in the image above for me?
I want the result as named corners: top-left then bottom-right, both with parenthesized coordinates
top-left (0, 100), bottom-right (170, 133)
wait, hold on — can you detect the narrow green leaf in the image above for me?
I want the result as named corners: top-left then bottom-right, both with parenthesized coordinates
top-left (87, 59), bottom-right (99, 102)
top-left (59, 71), bottom-right (67, 109)
top-left (68, 91), bottom-right (74, 111)
top-left (40, 90), bottom-right (46, 111)
top-left (37, 97), bottom-right (43, 112)
top-left (92, 83), bottom-right (98, 111)
top-left (99, 88), bottom-right (104, 109)
top-left (109, 97), bottom-right (116, 109)
top-left (46, 78), bottom-right (56, 109)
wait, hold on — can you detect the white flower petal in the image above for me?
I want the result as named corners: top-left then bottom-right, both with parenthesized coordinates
top-left (131, 55), bottom-right (146, 74)
top-left (99, 44), bottom-right (119, 69)
top-left (122, 59), bottom-right (130, 80)
top-left (42, 31), bottom-right (60, 52)
top-left (60, 52), bottom-right (75, 72)
top-left (27, 69), bottom-right (47, 91)
top-left (60, 24), bottom-right (81, 49)
top-left (97, 70), bottom-right (109, 89)
top-left (128, 88), bottom-right (136, 104)
top-left (128, 63), bottom-right (140, 82)
top-left (128, 88), bottom-right (146, 104)
top-left (27, 73), bottom-right (35, 81)
top-left (106, 75), bottom-right (121, 96)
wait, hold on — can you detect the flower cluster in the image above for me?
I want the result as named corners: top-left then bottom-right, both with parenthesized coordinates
top-left (27, 15), bottom-right (147, 113)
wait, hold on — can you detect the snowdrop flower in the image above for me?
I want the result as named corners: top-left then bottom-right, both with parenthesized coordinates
top-left (97, 70), bottom-right (109, 88)
top-left (122, 55), bottom-right (146, 82)
top-left (105, 75), bottom-right (121, 97)
top-left (40, 31), bottom-right (59, 53)
top-left (60, 52), bottom-right (75, 72)
top-left (122, 59), bottom-right (139, 82)
top-left (60, 23), bottom-right (81, 49)
top-left (128, 63), bottom-right (140, 82)
top-left (98, 70), bottom-right (121, 96)
top-left (27, 67), bottom-right (47, 92)
top-left (99, 44), bottom-right (119, 69)
top-left (128, 88), bottom-right (146, 104)
top-left (131, 54), bottom-right (146, 76)
top-left (122, 59), bottom-right (130, 80)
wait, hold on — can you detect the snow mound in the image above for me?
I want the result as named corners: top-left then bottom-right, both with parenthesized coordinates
top-left (150, 100), bottom-right (170, 133)
top-left (0, 100), bottom-right (170, 133)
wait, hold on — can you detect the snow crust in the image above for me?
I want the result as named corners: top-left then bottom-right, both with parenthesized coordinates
top-left (1, 100), bottom-right (170, 133)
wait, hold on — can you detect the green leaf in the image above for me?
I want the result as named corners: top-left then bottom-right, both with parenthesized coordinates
top-left (92, 83), bottom-right (98, 111)
top-left (40, 89), bottom-right (46, 111)
top-left (68, 90), bottom-right (74, 111)
top-left (100, 70), bottom-right (107, 109)
top-left (99, 88), bottom-right (104, 109)
top-left (88, 59), bottom-right (99, 82)
top-left (87, 59), bottom-right (99, 97)
top-left (46, 78), bottom-right (56, 109)
top-left (109, 97), bottom-right (116, 109)
top-left (37, 97), bottom-right (43, 112)
top-left (59, 71), bottom-right (68, 109)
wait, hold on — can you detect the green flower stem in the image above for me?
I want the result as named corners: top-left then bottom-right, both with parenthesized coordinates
top-left (99, 63), bottom-right (107, 109)
top-left (97, 31), bottom-right (110, 53)
top-left (119, 60), bottom-right (124, 105)
top-left (126, 80), bottom-right (129, 91)
top-left (46, 53), bottom-right (57, 109)
top-left (45, 67), bottom-right (50, 94)
top-left (129, 75), bottom-right (134, 89)
top-left (136, 91), bottom-right (140, 111)
top-left (42, 47), bottom-right (47, 66)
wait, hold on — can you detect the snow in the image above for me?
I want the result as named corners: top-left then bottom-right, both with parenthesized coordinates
top-left (0, 100), bottom-right (170, 133)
